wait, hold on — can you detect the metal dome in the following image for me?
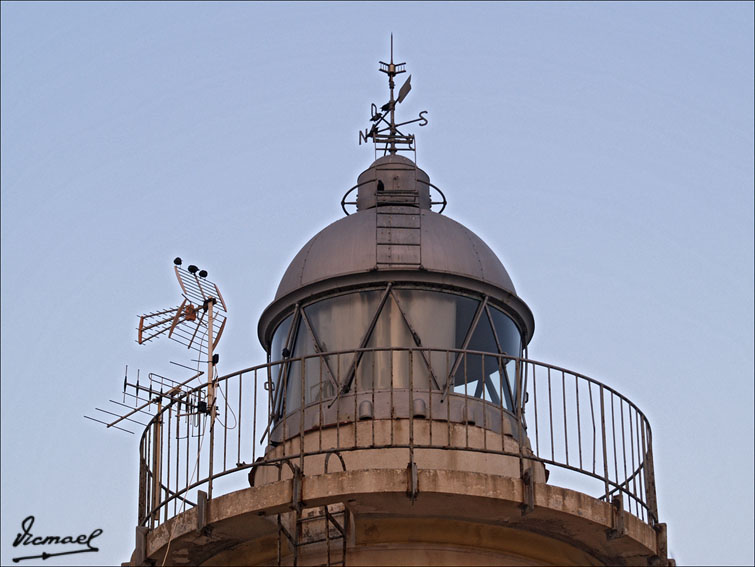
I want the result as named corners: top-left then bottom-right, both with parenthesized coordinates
top-left (258, 156), bottom-right (535, 348)
top-left (273, 209), bottom-right (517, 300)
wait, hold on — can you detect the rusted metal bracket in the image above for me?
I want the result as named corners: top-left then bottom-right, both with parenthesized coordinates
top-left (248, 457), bottom-right (282, 488)
top-left (520, 468), bottom-right (535, 515)
top-left (647, 522), bottom-right (671, 566)
top-left (196, 490), bottom-right (208, 534)
top-left (406, 460), bottom-right (418, 503)
top-left (291, 464), bottom-right (304, 513)
top-left (607, 494), bottom-right (627, 539)
top-left (324, 451), bottom-right (347, 474)
top-left (134, 526), bottom-right (149, 566)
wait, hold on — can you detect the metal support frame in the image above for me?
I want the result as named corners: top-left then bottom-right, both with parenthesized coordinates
top-left (407, 460), bottom-right (419, 503)
top-left (196, 490), bottom-right (207, 534)
top-left (607, 494), bottom-right (626, 540)
top-left (150, 400), bottom-right (162, 528)
top-left (272, 458), bottom-right (349, 567)
top-left (521, 467), bottom-right (535, 515)
top-left (323, 505), bottom-right (348, 567)
top-left (650, 523), bottom-right (670, 566)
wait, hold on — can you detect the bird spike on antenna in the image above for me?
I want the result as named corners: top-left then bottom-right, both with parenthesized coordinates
top-left (358, 35), bottom-right (428, 157)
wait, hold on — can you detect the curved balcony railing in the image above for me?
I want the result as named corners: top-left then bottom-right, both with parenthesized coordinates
top-left (136, 348), bottom-right (657, 531)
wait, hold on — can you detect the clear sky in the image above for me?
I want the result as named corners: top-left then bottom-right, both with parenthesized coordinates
top-left (2, 2), bottom-right (753, 565)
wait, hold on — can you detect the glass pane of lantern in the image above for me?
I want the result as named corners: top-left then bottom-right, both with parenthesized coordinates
top-left (363, 295), bottom-right (418, 391)
top-left (488, 306), bottom-right (521, 357)
top-left (280, 323), bottom-right (334, 412)
top-left (303, 290), bottom-right (381, 385)
top-left (270, 315), bottom-right (293, 417)
top-left (454, 312), bottom-right (502, 405)
top-left (271, 315), bottom-right (293, 362)
top-left (393, 289), bottom-right (479, 390)
top-left (488, 306), bottom-right (522, 404)
top-left (284, 320), bottom-right (310, 413)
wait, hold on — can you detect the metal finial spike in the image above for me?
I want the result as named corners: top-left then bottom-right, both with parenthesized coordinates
top-left (390, 33), bottom-right (393, 63)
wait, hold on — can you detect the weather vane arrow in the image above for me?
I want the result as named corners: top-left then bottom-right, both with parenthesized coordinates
top-left (358, 35), bottom-right (428, 155)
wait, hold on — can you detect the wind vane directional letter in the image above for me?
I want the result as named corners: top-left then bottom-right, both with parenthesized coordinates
top-left (359, 35), bottom-right (428, 155)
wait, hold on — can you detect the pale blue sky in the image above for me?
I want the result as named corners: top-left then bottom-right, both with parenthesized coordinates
top-left (2, 2), bottom-right (753, 565)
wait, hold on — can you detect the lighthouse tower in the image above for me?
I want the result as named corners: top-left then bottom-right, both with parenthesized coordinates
top-left (128, 47), bottom-right (671, 567)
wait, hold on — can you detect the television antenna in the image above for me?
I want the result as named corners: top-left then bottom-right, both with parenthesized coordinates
top-left (137, 257), bottom-right (227, 416)
top-left (85, 366), bottom-right (206, 435)
top-left (85, 258), bottom-right (228, 434)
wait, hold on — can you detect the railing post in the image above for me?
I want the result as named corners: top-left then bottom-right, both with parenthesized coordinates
top-left (151, 403), bottom-right (163, 528)
top-left (196, 490), bottom-right (208, 533)
top-left (515, 359), bottom-right (534, 516)
top-left (514, 359), bottom-right (524, 422)
top-left (607, 494), bottom-right (626, 539)
top-left (515, 358), bottom-right (526, 453)
top-left (407, 349), bottom-right (417, 503)
top-left (521, 355), bottom-right (529, 414)
top-left (599, 385), bottom-right (610, 502)
top-left (138, 447), bottom-right (147, 527)
top-left (645, 427), bottom-right (658, 524)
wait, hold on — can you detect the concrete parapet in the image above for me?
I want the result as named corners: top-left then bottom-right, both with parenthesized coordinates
top-left (136, 467), bottom-right (662, 566)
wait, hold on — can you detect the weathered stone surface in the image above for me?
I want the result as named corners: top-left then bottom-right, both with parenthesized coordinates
top-left (140, 467), bottom-right (658, 566)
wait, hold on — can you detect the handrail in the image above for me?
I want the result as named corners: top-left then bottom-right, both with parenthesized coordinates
top-left (341, 180), bottom-right (447, 215)
top-left (136, 347), bottom-right (657, 530)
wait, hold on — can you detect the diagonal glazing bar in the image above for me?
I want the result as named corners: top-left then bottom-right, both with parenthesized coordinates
top-left (299, 308), bottom-right (340, 393)
top-left (389, 288), bottom-right (442, 391)
top-left (485, 305), bottom-right (514, 407)
top-left (330, 283), bottom-right (393, 406)
top-left (261, 305), bottom-right (301, 442)
top-left (272, 305), bottom-right (300, 419)
top-left (442, 295), bottom-right (488, 402)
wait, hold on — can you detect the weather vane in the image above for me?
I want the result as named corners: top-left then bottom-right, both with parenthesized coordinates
top-left (358, 35), bottom-right (428, 156)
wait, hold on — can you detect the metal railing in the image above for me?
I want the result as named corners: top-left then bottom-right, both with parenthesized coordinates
top-left (136, 347), bottom-right (657, 530)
